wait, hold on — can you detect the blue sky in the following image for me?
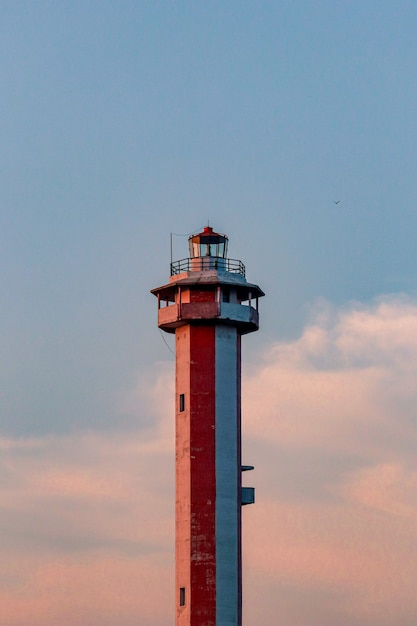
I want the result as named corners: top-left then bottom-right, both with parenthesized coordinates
top-left (1, 2), bottom-right (417, 624)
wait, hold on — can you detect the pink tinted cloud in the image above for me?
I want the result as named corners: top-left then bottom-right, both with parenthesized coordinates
top-left (242, 295), bottom-right (417, 625)
top-left (0, 554), bottom-right (172, 626)
top-left (1, 297), bottom-right (417, 625)
top-left (0, 365), bottom-right (175, 626)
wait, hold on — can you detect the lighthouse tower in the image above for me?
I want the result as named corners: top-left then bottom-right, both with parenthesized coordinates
top-left (151, 226), bottom-right (264, 626)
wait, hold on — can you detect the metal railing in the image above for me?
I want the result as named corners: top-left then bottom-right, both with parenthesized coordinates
top-left (171, 257), bottom-right (246, 277)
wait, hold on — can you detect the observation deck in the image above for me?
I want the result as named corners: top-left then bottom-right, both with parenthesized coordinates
top-left (151, 225), bottom-right (264, 334)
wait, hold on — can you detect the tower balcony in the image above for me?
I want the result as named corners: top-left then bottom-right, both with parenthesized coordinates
top-left (157, 301), bottom-right (260, 334)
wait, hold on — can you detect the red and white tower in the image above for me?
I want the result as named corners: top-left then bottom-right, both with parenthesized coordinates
top-left (151, 226), bottom-right (264, 626)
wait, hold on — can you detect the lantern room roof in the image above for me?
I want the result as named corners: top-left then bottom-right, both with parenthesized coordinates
top-left (190, 225), bottom-right (227, 239)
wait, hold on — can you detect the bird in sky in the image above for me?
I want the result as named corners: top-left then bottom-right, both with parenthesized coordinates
top-left (334, 200), bottom-right (341, 204)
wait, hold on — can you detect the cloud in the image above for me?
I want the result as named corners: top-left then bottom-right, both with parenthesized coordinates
top-left (1, 296), bottom-right (417, 625)
top-left (242, 295), bottom-right (417, 625)
top-left (0, 363), bottom-right (175, 626)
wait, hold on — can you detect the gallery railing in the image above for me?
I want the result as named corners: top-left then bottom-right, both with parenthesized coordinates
top-left (171, 257), bottom-right (246, 277)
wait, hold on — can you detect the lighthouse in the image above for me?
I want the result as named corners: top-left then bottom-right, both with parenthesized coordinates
top-left (151, 226), bottom-right (264, 626)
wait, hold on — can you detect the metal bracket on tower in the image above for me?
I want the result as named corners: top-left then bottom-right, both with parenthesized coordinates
top-left (241, 465), bottom-right (255, 505)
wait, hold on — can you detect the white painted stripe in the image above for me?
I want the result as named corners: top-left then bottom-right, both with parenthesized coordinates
top-left (215, 325), bottom-right (239, 625)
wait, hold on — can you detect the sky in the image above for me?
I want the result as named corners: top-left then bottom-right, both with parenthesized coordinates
top-left (1, 1), bottom-right (417, 624)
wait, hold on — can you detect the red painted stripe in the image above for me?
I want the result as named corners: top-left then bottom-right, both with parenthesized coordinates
top-left (189, 325), bottom-right (216, 626)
